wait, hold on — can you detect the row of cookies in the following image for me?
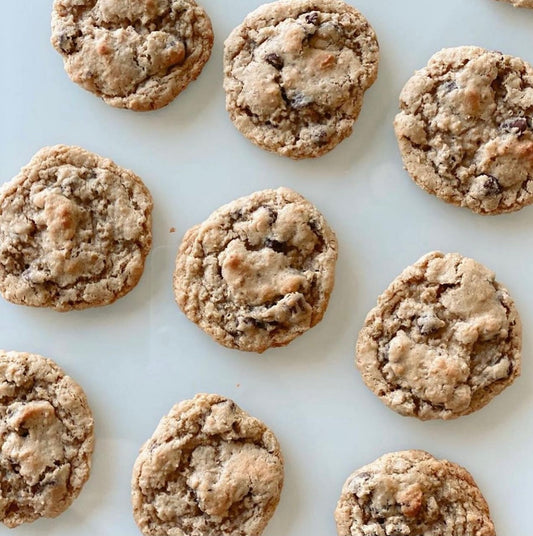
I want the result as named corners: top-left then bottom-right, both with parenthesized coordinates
top-left (0, 146), bottom-right (520, 415)
top-left (51, 1), bottom-right (533, 216)
top-left (0, 351), bottom-right (497, 535)
top-left (50, 0), bottom-right (379, 159)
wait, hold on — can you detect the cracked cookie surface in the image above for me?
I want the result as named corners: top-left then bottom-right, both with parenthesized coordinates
top-left (335, 450), bottom-right (495, 536)
top-left (0, 145), bottom-right (152, 311)
top-left (51, 0), bottom-right (213, 111)
top-left (0, 350), bottom-right (94, 527)
top-left (394, 46), bottom-right (533, 214)
top-left (131, 393), bottom-right (284, 536)
top-left (356, 252), bottom-right (521, 420)
top-left (173, 187), bottom-right (338, 353)
top-left (224, 0), bottom-right (379, 159)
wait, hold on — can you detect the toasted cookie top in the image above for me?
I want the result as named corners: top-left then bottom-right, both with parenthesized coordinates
top-left (335, 450), bottom-right (495, 536)
top-left (51, 0), bottom-right (213, 110)
top-left (394, 46), bottom-right (533, 214)
top-left (0, 145), bottom-right (152, 311)
top-left (174, 187), bottom-right (338, 353)
top-left (224, 0), bottom-right (379, 158)
top-left (131, 393), bottom-right (284, 536)
top-left (0, 350), bottom-right (94, 527)
top-left (356, 252), bottom-right (521, 420)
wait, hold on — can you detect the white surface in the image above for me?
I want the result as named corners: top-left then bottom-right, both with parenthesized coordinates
top-left (1, 0), bottom-right (532, 534)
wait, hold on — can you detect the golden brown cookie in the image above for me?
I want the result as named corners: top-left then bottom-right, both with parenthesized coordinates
top-left (0, 350), bottom-right (94, 527)
top-left (224, 0), bottom-right (379, 158)
top-left (356, 252), bottom-right (521, 420)
top-left (335, 450), bottom-right (496, 536)
top-left (173, 187), bottom-right (338, 353)
top-left (131, 394), bottom-right (284, 536)
top-left (394, 46), bottom-right (533, 214)
top-left (51, 0), bottom-right (214, 111)
top-left (0, 145), bottom-right (153, 311)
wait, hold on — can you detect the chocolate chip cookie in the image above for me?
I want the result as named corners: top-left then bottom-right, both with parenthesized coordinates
top-left (224, 0), bottom-right (379, 159)
top-left (173, 187), bottom-right (338, 353)
top-left (356, 252), bottom-right (521, 420)
top-left (394, 46), bottom-right (533, 214)
top-left (335, 450), bottom-right (495, 536)
top-left (0, 145), bottom-right (153, 311)
top-left (132, 393), bottom-right (284, 536)
top-left (51, 0), bottom-right (213, 111)
top-left (0, 350), bottom-right (94, 527)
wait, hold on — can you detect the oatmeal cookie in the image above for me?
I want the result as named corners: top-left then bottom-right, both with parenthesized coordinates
top-left (173, 187), bottom-right (338, 352)
top-left (394, 46), bottom-right (533, 214)
top-left (224, 0), bottom-right (379, 158)
top-left (131, 393), bottom-right (284, 536)
top-left (0, 350), bottom-right (94, 527)
top-left (0, 145), bottom-right (153, 311)
top-left (356, 251), bottom-right (521, 420)
top-left (51, 0), bottom-right (214, 111)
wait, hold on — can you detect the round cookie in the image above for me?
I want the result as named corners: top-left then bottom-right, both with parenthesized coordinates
top-left (0, 145), bottom-right (153, 311)
top-left (224, 0), bottom-right (379, 159)
top-left (335, 450), bottom-right (495, 536)
top-left (173, 187), bottom-right (338, 353)
top-left (131, 393), bottom-right (284, 536)
top-left (51, 0), bottom-right (213, 111)
top-left (0, 350), bottom-right (94, 527)
top-left (356, 251), bottom-right (521, 420)
top-left (394, 46), bottom-right (533, 214)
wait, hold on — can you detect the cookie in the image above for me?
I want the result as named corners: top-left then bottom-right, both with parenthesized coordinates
top-left (173, 187), bottom-right (338, 353)
top-left (356, 252), bottom-right (521, 420)
top-left (131, 393), bottom-right (284, 536)
top-left (0, 145), bottom-right (152, 311)
top-left (223, 0), bottom-right (379, 159)
top-left (394, 46), bottom-right (533, 214)
top-left (496, 0), bottom-right (533, 6)
top-left (0, 350), bottom-right (94, 527)
top-left (51, 0), bottom-right (213, 111)
top-left (335, 450), bottom-right (495, 536)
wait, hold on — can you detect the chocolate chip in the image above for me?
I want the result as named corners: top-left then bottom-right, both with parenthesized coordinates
top-left (265, 52), bottom-right (283, 70)
top-left (482, 175), bottom-right (502, 196)
top-left (500, 117), bottom-right (529, 134)
top-left (441, 80), bottom-right (458, 93)
top-left (308, 219), bottom-right (320, 233)
top-left (265, 238), bottom-right (287, 253)
top-left (247, 318), bottom-right (267, 330)
top-left (417, 314), bottom-right (443, 335)
top-left (290, 92), bottom-right (313, 109)
top-left (58, 33), bottom-right (77, 54)
top-left (305, 12), bottom-right (319, 25)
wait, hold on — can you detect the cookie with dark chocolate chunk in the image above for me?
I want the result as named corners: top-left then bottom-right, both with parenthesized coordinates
top-left (0, 145), bottom-right (152, 311)
top-left (131, 394), bottom-right (284, 536)
top-left (394, 46), bottom-right (533, 214)
top-left (0, 350), bottom-right (94, 527)
top-left (51, 0), bottom-right (213, 111)
top-left (356, 251), bottom-right (521, 420)
top-left (223, 0), bottom-right (379, 159)
top-left (335, 450), bottom-right (496, 536)
top-left (173, 187), bottom-right (338, 353)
